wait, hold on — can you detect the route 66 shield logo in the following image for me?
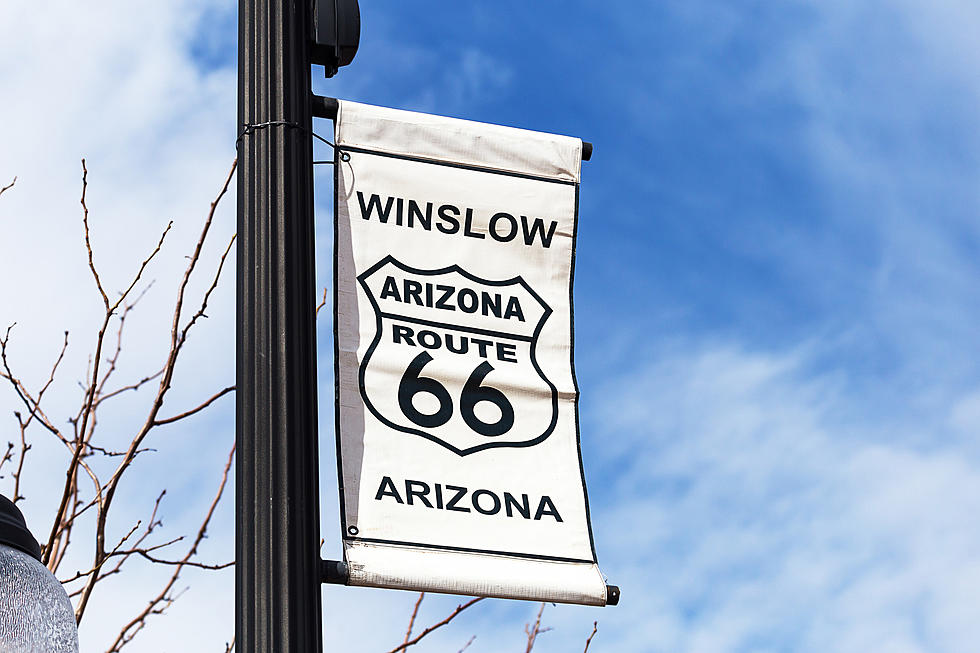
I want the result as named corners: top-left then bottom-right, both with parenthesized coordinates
top-left (357, 256), bottom-right (558, 456)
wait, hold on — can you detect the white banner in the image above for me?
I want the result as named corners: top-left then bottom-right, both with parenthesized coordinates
top-left (333, 100), bottom-right (609, 606)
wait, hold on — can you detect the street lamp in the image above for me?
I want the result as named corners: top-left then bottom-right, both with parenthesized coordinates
top-left (0, 494), bottom-right (79, 653)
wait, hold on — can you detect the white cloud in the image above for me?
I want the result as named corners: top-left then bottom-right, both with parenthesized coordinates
top-left (581, 343), bottom-right (980, 653)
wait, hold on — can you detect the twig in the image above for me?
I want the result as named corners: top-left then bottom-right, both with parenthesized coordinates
top-left (128, 549), bottom-right (233, 570)
top-left (105, 443), bottom-right (236, 652)
top-left (46, 159), bottom-right (173, 569)
top-left (0, 441), bottom-right (14, 476)
top-left (403, 592), bottom-right (425, 644)
top-left (385, 597), bottom-right (484, 653)
top-left (74, 158), bottom-right (237, 623)
top-left (154, 386), bottom-right (235, 426)
top-left (64, 491), bottom-right (167, 592)
top-left (316, 287), bottom-right (328, 316)
top-left (13, 330), bottom-right (69, 501)
top-left (524, 603), bottom-right (552, 653)
top-left (457, 635), bottom-right (476, 653)
top-left (582, 621), bottom-right (598, 653)
top-left (0, 176), bottom-right (15, 197)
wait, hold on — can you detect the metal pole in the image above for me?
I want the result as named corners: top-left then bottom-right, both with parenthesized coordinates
top-left (237, 0), bottom-right (322, 650)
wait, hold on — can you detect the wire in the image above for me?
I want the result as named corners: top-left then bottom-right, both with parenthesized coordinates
top-left (236, 120), bottom-right (347, 162)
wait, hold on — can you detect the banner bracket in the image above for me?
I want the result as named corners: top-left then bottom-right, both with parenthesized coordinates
top-left (606, 585), bottom-right (621, 606)
top-left (320, 559), bottom-right (350, 585)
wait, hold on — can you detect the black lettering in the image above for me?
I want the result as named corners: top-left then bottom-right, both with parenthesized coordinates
top-left (503, 297), bottom-right (525, 322)
top-left (497, 342), bottom-right (517, 363)
top-left (445, 485), bottom-right (470, 512)
top-left (458, 289), bottom-right (478, 313)
top-left (375, 476), bottom-right (403, 503)
top-left (392, 324), bottom-right (415, 346)
top-left (472, 489), bottom-right (501, 515)
top-left (489, 212), bottom-right (518, 242)
top-left (445, 333), bottom-right (469, 355)
top-left (395, 197), bottom-right (404, 226)
top-left (481, 292), bottom-right (501, 318)
top-left (521, 216), bottom-right (558, 248)
top-left (425, 282), bottom-right (433, 307)
top-left (435, 285), bottom-right (455, 310)
top-left (471, 338), bottom-right (492, 358)
top-left (408, 200), bottom-right (432, 230)
top-left (534, 496), bottom-right (562, 522)
top-left (403, 280), bottom-right (423, 305)
top-left (437, 204), bottom-right (460, 234)
top-left (417, 330), bottom-right (441, 349)
top-left (463, 208), bottom-right (485, 239)
top-left (434, 483), bottom-right (444, 509)
top-left (504, 493), bottom-right (530, 519)
top-left (405, 480), bottom-right (433, 507)
top-left (357, 192), bottom-right (395, 223)
top-left (379, 275), bottom-right (401, 301)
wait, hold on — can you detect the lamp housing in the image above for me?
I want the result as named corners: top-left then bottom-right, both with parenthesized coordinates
top-left (0, 495), bottom-right (79, 653)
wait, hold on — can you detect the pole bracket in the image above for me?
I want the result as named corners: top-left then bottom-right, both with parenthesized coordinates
top-left (321, 559), bottom-right (349, 585)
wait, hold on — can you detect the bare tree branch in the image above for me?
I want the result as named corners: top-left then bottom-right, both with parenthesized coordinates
top-left (582, 621), bottom-right (598, 653)
top-left (46, 159), bottom-right (175, 571)
top-left (524, 603), bottom-right (552, 653)
top-left (384, 597), bottom-right (484, 653)
top-left (95, 368), bottom-right (165, 407)
top-left (0, 176), bottom-right (15, 197)
top-left (73, 158), bottom-right (237, 623)
top-left (2, 157), bottom-right (240, 650)
top-left (0, 441), bottom-right (14, 477)
top-left (403, 592), bottom-right (425, 645)
top-left (154, 386), bottom-right (235, 426)
top-left (105, 443), bottom-right (235, 652)
top-left (316, 286), bottom-right (328, 316)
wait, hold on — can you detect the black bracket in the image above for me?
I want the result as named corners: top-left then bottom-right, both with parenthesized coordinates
top-left (321, 558), bottom-right (349, 585)
top-left (606, 584), bottom-right (621, 606)
top-left (311, 0), bottom-right (360, 78)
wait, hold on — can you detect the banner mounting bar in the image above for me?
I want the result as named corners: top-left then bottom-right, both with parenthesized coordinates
top-left (319, 557), bottom-right (620, 606)
top-left (310, 94), bottom-right (593, 161)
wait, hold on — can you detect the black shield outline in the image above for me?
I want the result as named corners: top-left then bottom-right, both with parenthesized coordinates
top-left (356, 255), bottom-right (558, 456)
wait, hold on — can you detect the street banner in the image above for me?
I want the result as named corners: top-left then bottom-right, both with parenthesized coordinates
top-left (333, 100), bottom-right (609, 605)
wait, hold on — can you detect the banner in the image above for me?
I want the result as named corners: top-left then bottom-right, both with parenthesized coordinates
top-left (333, 100), bottom-right (609, 605)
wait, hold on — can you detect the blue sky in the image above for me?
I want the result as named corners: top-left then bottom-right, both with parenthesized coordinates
top-left (1, 1), bottom-right (979, 651)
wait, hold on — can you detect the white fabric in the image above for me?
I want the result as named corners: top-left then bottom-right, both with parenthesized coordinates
top-left (333, 100), bottom-right (607, 605)
top-left (345, 543), bottom-right (608, 606)
top-left (335, 100), bottom-right (582, 183)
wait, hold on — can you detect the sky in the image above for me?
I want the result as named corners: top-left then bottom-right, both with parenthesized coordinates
top-left (1, 1), bottom-right (979, 651)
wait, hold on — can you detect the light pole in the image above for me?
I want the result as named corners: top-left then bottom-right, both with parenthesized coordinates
top-left (236, 0), bottom-right (358, 651)
top-left (0, 495), bottom-right (79, 653)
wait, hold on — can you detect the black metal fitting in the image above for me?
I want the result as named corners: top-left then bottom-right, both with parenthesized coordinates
top-left (0, 494), bottom-right (41, 561)
top-left (605, 584), bottom-right (621, 606)
top-left (320, 559), bottom-right (350, 585)
top-left (311, 95), bottom-right (339, 120)
top-left (311, 0), bottom-right (360, 78)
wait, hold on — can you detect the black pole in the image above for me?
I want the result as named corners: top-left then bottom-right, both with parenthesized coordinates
top-left (237, 0), bottom-right (322, 651)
